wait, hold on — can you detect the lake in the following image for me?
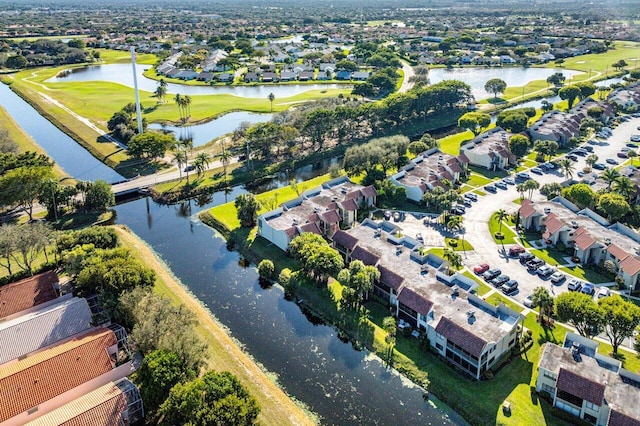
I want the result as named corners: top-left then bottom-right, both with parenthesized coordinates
top-left (47, 63), bottom-right (347, 98)
top-left (429, 67), bottom-right (583, 100)
top-left (0, 83), bottom-right (124, 183)
top-left (148, 112), bottom-right (273, 147)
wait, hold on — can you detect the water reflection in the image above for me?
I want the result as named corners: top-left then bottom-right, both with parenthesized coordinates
top-left (114, 194), bottom-right (464, 426)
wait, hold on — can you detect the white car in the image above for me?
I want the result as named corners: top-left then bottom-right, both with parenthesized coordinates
top-left (597, 287), bottom-right (611, 299)
top-left (550, 272), bottom-right (565, 283)
top-left (523, 294), bottom-right (534, 308)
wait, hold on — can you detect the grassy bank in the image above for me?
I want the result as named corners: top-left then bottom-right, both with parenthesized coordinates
top-left (113, 225), bottom-right (317, 426)
top-left (0, 105), bottom-right (68, 180)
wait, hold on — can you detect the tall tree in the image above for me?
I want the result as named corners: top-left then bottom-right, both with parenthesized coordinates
top-left (559, 85), bottom-right (581, 109)
top-left (457, 112), bottom-right (491, 136)
top-left (193, 152), bottom-right (211, 178)
top-left (558, 158), bottom-right (575, 180)
top-left (597, 193), bottom-right (631, 222)
top-left (268, 92), bottom-right (275, 112)
top-left (235, 193), bottom-right (260, 227)
top-left (532, 286), bottom-right (555, 325)
top-left (508, 134), bottom-right (530, 159)
top-left (599, 295), bottom-right (640, 355)
top-left (555, 292), bottom-right (603, 338)
top-left (484, 78), bottom-right (507, 99)
top-left (0, 165), bottom-right (53, 220)
top-left (601, 168), bottom-right (621, 191)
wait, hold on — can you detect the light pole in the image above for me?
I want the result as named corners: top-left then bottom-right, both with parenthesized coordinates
top-left (49, 179), bottom-right (58, 222)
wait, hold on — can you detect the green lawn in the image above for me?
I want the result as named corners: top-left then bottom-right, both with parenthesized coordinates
top-left (465, 172), bottom-right (493, 187)
top-left (485, 292), bottom-right (526, 313)
top-left (489, 213), bottom-right (519, 245)
top-left (558, 265), bottom-right (613, 284)
top-left (462, 271), bottom-right (492, 296)
top-left (548, 41), bottom-right (640, 74)
top-left (439, 130), bottom-right (473, 156)
top-left (208, 173), bottom-right (333, 232)
top-left (530, 248), bottom-right (568, 267)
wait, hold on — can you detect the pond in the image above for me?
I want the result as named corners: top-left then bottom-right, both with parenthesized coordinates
top-left (114, 193), bottom-right (465, 426)
top-left (47, 63), bottom-right (348, 98)
top-left (148, 112), bottom-right (273, 147)
top-left (428, 67), bottom-right (583, 100)
top-left (0, 83), bottom-right (124, 183)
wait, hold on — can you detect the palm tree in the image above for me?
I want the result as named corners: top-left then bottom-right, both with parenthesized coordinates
top-left (173, 150), bottom-right (187, 180)
top-left (558, 158), bottom-right (575, 180)
top-left (193, 152), bottom-right (211, 178)
top-left (495, 209), bottom-right (507, 233)
top-left (446, 215), bottom-right (463, 235)
top-left (585, 154), bottom-right (598, 168)
top-left (156, 79), bottom-right (167, 103)
top-left (613, 176), bottom-right (636, 200)
top-left (524, 179), bottom-right (540, 200)
top-left (268, 92), bottom-right (275, 112)
top-left (532, 286), bottom-right (554, 326)
top-left (443, 248), bottom-right (462, 274)
top-left (174, 93), bottom-right (184, 121)
top-left (184, 95), bottom-right (192, 118)
top-left (516, 183), bottom-right (526, 201)
top-left (219, 144), bottom-right (232, 181)
top-left (601, 168), bottom-right (621, 191)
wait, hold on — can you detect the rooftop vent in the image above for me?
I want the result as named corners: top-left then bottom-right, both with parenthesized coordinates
top-left (571, 342), bottom-right (582, 361)
top-left (635, 246), bottom-right (640, 255)
top-left (571, 220), bottom-right (578, 229)
top-left (292, 219), bottom-right (299, 225)
top-left (466, 310), bottom-right (475, 318)
top-left (604, 238), bottom-right (611, 245)
top-left (451, 285), bottom-right (459, 296)
top-left (544, 207), bottom-right (551, 214)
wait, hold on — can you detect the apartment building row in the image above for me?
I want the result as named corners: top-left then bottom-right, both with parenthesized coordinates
top-left (519, 197), bottom-right (640, 290)
top-left (0, 271), bottom-right (143, 425)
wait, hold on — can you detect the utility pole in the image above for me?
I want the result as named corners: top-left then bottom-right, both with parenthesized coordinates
top-left (130, 46), bottom-right (143, 134)
top-left (50, 179), bottom-right (58, 222)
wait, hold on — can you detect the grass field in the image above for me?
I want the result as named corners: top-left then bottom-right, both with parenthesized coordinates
top-left (549, 41), bottom-right (640, 75)
top-left (0, 105), bottom-right (68, 180)
top-left (489, 212), bottom-right (519, 245)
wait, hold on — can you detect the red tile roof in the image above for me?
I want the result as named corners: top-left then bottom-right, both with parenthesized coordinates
top-left (299, 222), bottom-right (322, 235)
top-left (361, 186), bottom-right (378, 198)
top-left (320, 209), bottom-right (341, 224)
top-left (606, 244), bottom-right (630, 261)
top-left (26, 381), bottom-right (127, 426)
top-left (397, 287), bottom-right (433, 316)
top-left (608, 410), bottom-right (640, 426)
top-left (435, 317), bottom-right (487, 358)
top-left (0, 328), bottom-right (117, 422)
top-left (378, 266), bottom-right (404, 292)
top-left (332, 230), bottom-right (359, 251)
top-left (544, 215), bottom-right (566, 235)
top-left (557, 368), bottom-right (605, 406)
top-left (519, 200), bottom-right (537, 219)
top-left (350, 246), bottom-right (380, 266)
top-left (619, 256), bottom-right (640, 277)
top-left (0, 271), bottom-right (59, 319)
top-left (457, 153), bottom-right (470, 164)
top-left (339, 199), bottom-right (359, 212)
top-left (574, 232), bottom-right (597, 251)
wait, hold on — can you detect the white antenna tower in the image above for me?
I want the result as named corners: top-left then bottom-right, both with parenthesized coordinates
top-left (130, 46), bottom-right (143, 134)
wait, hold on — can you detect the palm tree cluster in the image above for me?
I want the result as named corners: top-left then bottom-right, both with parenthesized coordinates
top-left (174, 93), bottom-right (192, 122)
top-left (601, 168), bottom-right (635, 200)
top-left (154, 79), bottom-right (167, 104)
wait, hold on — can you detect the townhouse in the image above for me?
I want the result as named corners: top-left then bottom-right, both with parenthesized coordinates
top-left (459, 127), bottom-right (515, 171)
top-left (519, 198), bottom-right (640, 290)
top-left (536, 332), bottom-right (640, 425)
top-left (389, 148), bottom-right (467, 202)
top-left (257, 177), bottom-right (377, 251)
top-left (332, 219), bottom-right (522, 380)
top-left (527, 98), bottom-right (614, 147)
top-left (608, 83), bottom-right (640, 112)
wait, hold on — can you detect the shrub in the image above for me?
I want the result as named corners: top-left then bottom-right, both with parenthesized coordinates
top-left (257, 259), bottom-right (274, 280)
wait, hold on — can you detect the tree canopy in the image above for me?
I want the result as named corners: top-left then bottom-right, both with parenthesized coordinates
top-left (484, 78), bottom-right (507, 99)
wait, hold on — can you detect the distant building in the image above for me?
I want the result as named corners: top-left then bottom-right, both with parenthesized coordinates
top-left (459, 127), bottom-right (515, 171)
top-left (608, 83), bottom-right (640, 111)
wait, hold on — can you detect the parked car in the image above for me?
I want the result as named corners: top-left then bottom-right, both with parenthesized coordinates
top-left (491, 274), bottom-right (510, 287)
top-left (482, 268), bottom-right (502, 281)
top-left (526, 258), bottom-right (545, 271)
top-left (573, 149), bottom-right (587, 156)
top-left (597, 287), bottom-right (611, 299)
top-left (567, 278), bottom-right (583, 291)
top-left (501, 280), bottom-right (519, 295)
top-left (606, 158), bottom-right (619, 165)
top-left (503, 177), bottom-right (515, 185)
top-left (508, 246), bottom-right (525, 257)
top-left (531, 167), bottom-right (544, 175)
top-left (474, 263), bottom-right (490, 274)
top-left (567, 154), bottom-right (578, 161)
top-left (577, 171), bottom-right (585, 177)
top-left (464, 193), bottom-right (478, 201)
top-left (617, 152), bottom-right (628, 158)
top-left (593, 163), bottom-right (607, 170)
top-left (630, 135), bottom-right (640, 142)
top-left (550, 271), bottom-right (565, 283)
top-left (581, 283), bottom-right (595, 295)
top-left (583, 146), bottom-right (593, 153)
top-left (495, 181), bottom-right (507, 190)
top-left (516, 172), bottom-right (531, 181)
top-left (463, 199), bottom-right (472, 207)
top-left (519, 252), bottom-right (535, 264)
top-left (626, 142), bottom-right (639, 148)
top-left (537, 265), bottom-right (554, 278)
top-left (523, 294), bottom-right (534, 308)
top-left (485, 185), bottom-right (497, 193)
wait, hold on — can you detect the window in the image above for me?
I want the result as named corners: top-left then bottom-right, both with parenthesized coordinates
top-left (541, 384), bottom-right (555, 394)
top-left (585, 401), bottom-right (599, 412)
top-left (543, 370), bottom-right (556, 380)
top-left (436, 343), bottom-right (443, 350)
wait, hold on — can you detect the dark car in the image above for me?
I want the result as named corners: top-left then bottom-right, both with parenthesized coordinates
top-left (583, 146), bottom-right (593, 153)
top-left (618, 152), bottom-right (628, 158)
top-left (593, 163), bottom-right (607, 170)
top-left (519, 252), bottom-right (535, 264)
top-left (581, 283), bottom-right (595, 295)
top-left (491, 274), bottom-right (510, 287)
top-left (484, 185), bottom-right (497, 193)
top-left (567, 154), bottom-right (578, 161)
top-left (526, 258), bottom-right (545, 271)
top-left (482, 268), bottom-right (502, 281)
top-left (501, 280), bottom-right (519, 295)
